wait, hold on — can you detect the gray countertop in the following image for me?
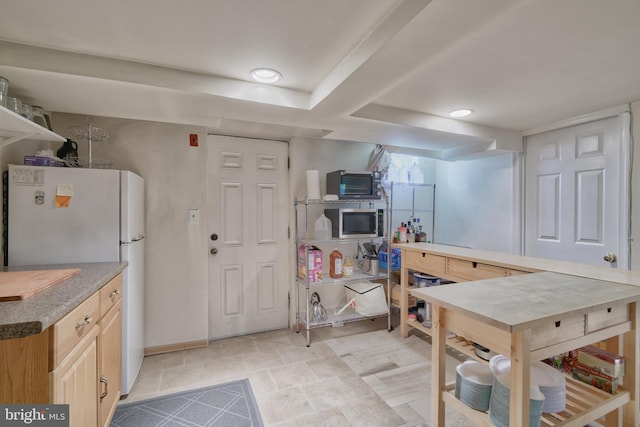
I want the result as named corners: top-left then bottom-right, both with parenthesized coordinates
top-left (0, 262), bottom-right (127, 340)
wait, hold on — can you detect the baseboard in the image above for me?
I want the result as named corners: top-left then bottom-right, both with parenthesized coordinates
top-left (144, 339), bottom-right (208, 356)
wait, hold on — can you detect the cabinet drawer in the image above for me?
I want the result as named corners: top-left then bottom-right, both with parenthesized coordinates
top-left (447, 258), bottom-right (510, 281)
top-left (404, 251), bottom-right (446, 276)
top-left (506, 269), bottom-right (529, 276)
top-left (530, 314), bottom-right (585, 350)
top-left (586, 304), bottom-right (629, 333)
top-left (50, 292), bottom-right (100, 369)
top-left (100, 274), bottom-right (123, 318)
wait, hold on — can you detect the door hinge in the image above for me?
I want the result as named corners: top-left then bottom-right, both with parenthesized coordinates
top-left (287, 157), bottom-right (290, 169)
top-left (288, 227), bottom-right (290, 239)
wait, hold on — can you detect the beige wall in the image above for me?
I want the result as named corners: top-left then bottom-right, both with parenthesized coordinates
top-left (1, 103), bottom-right (638, 350)
top-left (631, 102), bottom-right (640, 271)
top-left (13, 114), bottom-right (211, 349)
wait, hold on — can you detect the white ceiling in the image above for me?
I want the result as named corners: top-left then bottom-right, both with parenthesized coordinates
top-left (1, 0), bottom-right (639, 158)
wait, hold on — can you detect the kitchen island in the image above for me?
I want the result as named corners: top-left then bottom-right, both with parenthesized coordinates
top-left (394, 243), bottom-right (640, 427)
top-left (0, 262), bottom-right (127, 427)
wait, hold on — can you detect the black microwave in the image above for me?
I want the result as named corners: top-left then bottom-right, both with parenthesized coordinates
top-left (324, 208), bottom-right (384, 239)
top-left (326, 170), bottom-right (382, 200)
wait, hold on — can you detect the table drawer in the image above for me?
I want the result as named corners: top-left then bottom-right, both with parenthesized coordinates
top-left (507, 269), bottom-right (529, 276)
top-left (100, 274), bottom-right (123, 318)
top-left (446, 258), bottom-right (510, 281)
top-left (586, 304), bottom-right (629, 333)
top-left (404, 251), bottom-right (446, 276)
top-left (531, 314), bottom-right (585, 350)
top-left (50, 292), bottom-right (100, 369)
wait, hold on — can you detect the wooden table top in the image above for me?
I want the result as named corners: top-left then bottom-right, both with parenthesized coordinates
top-left (394, 242), bottom-right (640, 287)
top-left (411, 271), bottom-right (640, 332)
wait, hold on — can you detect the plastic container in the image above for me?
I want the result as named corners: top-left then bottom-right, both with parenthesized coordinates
top-left (399, 226), bottom-right (407, 243)
top-left (413, 272), bottom-right (440, 287)
top-left (314, 214), bottom-right (332, 240)
top-left (329, 249), bottom-right (343, 278)
top-left (343, 256), bottom-right (353, 277)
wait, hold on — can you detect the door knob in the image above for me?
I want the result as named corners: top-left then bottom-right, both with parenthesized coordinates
top-left (210, 234), bottom-right (218, 241)
top-left (603, 253), bottom-right (617, 263)
top-left (210, 248), bottom-right (218, 255)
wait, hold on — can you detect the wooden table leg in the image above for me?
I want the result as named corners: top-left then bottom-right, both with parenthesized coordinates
top-left (431, 304), bottom-right (446, 427)
top-left (622, 302), bottom-right (639, 427)
top-left (510, 329), bottom-right (531, 426)
top-left (400, 262), bottom-right (409, 338)
top-left (604, 335), bottom-right (620, 426)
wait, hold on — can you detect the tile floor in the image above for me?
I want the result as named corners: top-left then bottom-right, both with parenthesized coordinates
top-left (121, 314), bottom-right (475, 426)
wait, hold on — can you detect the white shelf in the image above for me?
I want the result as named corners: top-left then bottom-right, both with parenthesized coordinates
top-left (295, 197), bottom-right (385, 205)
top-left (297, 270), bottom-right (387, 286)
top-left (0, 105), bottom-right (65, 148)
top-left (294, 195), bottom-right (392, 346)
top-left (299, 306), bottom-right (388, 329)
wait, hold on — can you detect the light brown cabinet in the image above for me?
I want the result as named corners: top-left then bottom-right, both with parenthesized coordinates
top-left (98, 275), bottom-right (122, 427)
top-left (50, 327), bottom-right (99, 427)
top-left (0, 273), bottom-right (122, 427)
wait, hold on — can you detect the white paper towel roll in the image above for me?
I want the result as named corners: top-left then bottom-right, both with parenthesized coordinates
top-left (306, 170), bottom-right (321, 200)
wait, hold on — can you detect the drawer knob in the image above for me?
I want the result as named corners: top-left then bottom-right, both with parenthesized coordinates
top-left (555, 320), bottom-right (561, 328)
top-left (109, 289), bottom-right (120, 299)
top-left (75, 315), bottom-right (92, 330)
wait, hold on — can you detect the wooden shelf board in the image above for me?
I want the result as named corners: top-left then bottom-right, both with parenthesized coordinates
top-left (408, 319), bottom-right (629, 426)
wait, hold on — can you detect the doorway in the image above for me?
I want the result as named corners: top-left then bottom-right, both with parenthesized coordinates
top-left (524, 109), bottom-right (631, 268)
top-left (207, 135), bottom-right (289, 339)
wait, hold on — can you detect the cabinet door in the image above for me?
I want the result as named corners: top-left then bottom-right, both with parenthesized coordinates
top-left (99, 301), bottom-right (122, 427)
top-left (50, 327), bottom-right (99, 427)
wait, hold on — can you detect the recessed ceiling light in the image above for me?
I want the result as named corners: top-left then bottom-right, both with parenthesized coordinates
top-left (449, 109), bottom-right (474, 118)
top-left (250, 68), bottom-right (282, 83)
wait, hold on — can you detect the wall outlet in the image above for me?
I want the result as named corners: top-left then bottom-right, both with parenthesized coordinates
top-left (188, 209), bottom-right (200, 224)
top-left (189, 133), bottom-right (198, 147)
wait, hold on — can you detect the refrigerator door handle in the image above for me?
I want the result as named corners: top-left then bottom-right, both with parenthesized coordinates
top-left (121, 234), bottom-right (145, 245)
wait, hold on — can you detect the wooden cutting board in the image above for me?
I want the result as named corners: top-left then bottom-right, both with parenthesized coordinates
top-left (0, 269), bottom-right (81, 301)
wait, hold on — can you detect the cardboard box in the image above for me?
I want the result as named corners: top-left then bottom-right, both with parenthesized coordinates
top-left (577, 345), bottom-right (625, 377)
top-left (572, 361), bottom-right (620, 393)
top-left (386, 284), bottom-right (417, 308)
top-left (297, 244), bottom-right (323, 283)
top-left (24, 155), bottom-right (64, 167)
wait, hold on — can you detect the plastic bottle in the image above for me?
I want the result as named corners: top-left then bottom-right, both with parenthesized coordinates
top-left (314, 214), bottom-right (332, 240)
top-left (399, 225), bottom-right (407, 243)
top-left (329, 249), bottom-right (343, 278)
top-left (343, 256), bottom-right (353, 277)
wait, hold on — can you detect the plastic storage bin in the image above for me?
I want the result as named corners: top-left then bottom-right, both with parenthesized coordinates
top-left (379, 248), bottom-right (401, 270)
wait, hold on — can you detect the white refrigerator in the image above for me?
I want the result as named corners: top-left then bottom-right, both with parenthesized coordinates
top-left (5, 164), bottom-right (145, 395)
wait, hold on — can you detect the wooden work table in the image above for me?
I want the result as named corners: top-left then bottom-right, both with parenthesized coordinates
top-left (394, 243), bottom-right (640, 427)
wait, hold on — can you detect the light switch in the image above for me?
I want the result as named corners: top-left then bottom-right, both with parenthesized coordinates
top-left (188, 209), bottom-right (200, 224)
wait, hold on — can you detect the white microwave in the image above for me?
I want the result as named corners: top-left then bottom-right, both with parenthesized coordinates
top-left (324, 208), bottom-right (383, 239)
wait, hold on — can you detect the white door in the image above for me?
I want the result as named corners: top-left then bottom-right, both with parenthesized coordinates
top-left (207, 135), bottom-right (289, 339)
top-left (524, 116), bottom-right (625, 267)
